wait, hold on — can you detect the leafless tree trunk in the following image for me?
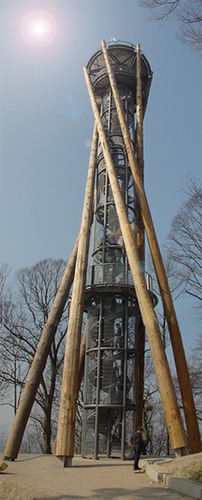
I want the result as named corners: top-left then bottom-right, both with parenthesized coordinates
top-left (1, 259), bottom-right (68, 455)
top-left (139, 0), bottom-right (202, 52)
top-left (168, 176), bottom-right (202, 305)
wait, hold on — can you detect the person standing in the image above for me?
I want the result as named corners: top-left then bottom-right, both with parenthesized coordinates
top-left (130, 427), bottom-right (145, 472)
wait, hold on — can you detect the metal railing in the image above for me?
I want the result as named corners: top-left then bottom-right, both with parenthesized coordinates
top-left (87, 263), bottom-right (153, 292)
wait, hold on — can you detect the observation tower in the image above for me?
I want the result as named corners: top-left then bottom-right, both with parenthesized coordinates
top-left (4, 41), bottom-right (200, 467)
top-left (82, 41), bottom-right (156, 459)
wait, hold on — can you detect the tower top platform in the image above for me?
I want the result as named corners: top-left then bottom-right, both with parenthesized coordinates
top-left (86, 40), bottom-right (152, 103)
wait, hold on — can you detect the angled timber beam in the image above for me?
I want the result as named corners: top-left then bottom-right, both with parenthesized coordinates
top-left (55, 123), bottom-right (98, 466)
top-left (4, 238), bottom-right (78, 460)
top-left (101, 40), bottom-right (201, 454)
top-left (84, 65), bottom-right (188, 455)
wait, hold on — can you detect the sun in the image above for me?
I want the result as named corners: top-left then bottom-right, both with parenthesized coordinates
top-left (21, 11), bottom-right (57, 47)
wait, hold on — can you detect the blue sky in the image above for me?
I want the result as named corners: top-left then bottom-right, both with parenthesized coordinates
top-left (0, 0), bottom-right (201, 353)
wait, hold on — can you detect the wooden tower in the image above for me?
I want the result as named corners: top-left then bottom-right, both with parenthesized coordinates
top-left (4, 41), bottom-right (201, 465)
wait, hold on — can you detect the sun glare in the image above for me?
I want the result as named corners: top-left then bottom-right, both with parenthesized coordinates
top-left (21, 11), bottom-right (57, 47)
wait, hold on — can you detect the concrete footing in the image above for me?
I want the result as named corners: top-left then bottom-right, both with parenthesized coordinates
top-left (168, 477), bottom-right (202, 500)
top-left (144, 459), bottom-right (202, 500)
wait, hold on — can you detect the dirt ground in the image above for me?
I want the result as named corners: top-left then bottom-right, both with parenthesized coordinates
top-left (0, 452), bottom-right (201, 500)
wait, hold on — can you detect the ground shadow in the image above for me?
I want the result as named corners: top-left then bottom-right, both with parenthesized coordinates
top-left (32, 487), bottom-right (176, 500)
top-left (91, 486), bottom-right (176, 498)
top-left (75, 462), bottom-right (131, 469)
top-left (16, 455), bottom-right (48, 462)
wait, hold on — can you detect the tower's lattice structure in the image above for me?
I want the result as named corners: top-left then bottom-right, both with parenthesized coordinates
top-left (82, 42), bottom-right (156, 459)
top-left (3, 41), bottom-right (201, 466)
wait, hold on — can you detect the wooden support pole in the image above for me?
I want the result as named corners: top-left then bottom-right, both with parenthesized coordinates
top-left (135, 42), bottom-right (146, 429)
top-left (136, 43), bottom-right (144, 175)
top-left (55, 124), bottom-right (98, 466)
top-left (52, 328), bottom-right (86, 456)
top-left (3, 239), bottom-right (78, 460)
top-left (84, 66), bottom-right (188, 453)
top-left (101, 40), bottom-right (201, 453)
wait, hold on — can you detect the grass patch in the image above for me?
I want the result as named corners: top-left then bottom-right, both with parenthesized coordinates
top-left (186, 466), bottom-right (202, 483)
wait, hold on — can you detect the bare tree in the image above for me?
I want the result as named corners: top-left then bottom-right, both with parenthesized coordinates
top-left (145, 176), bottom-right (202, 452)
top-left (147, 246), bottom-right (185, 348)
top-left (144, 249), bottom-right (188, 454)
top-left (171, 333), bottom-right (202, 440)
top-left (168, 176), bottom-right (202, 305)
top-left (0, 263), bottom-right (12, 323)
top-left (143, 352), bottom-right (168, 455)
top-left (138, 0), bottom-right (202, 52)
top-left (188, 335), bottom-right (202, 426)
top-left (0, 259), bottom-right (67, 454)
top-left (0, 264), bottom-right (12, 403)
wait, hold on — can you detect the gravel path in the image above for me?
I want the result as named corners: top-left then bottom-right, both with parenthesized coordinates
top-left (0, 453), bottom-right (198, 500)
